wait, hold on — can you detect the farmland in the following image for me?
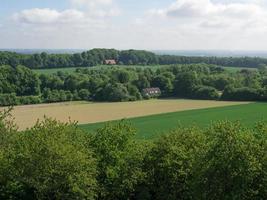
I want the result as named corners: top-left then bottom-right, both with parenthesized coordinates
top-left (32, 65), bottom-right (169, 74)
top-left (33, 67), bottom-right (79, 74)
top-left (81, 102), bottom-right (267, 139)
top-left (0, 99), bottom-right (249, 130)
top-left (32, 64), bottom-right (255, 75)
top-left (3, 0), bottom-right (267, 196)
top-left (222, 66), bottom-right (258, 72)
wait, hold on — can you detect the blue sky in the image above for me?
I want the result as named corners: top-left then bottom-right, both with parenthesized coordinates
top-left (1, 0), bottom-right (267, 50)
top-left (0, 0), bottom-right (173, 20)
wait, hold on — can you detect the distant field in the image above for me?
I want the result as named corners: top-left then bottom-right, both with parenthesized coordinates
top-left (33, 67), bottom-right (79, 74)
top-left (0, 99), bottom-right (248, 130)
top-left (222, 66), bottom-right (257, 72)
top-left (81, 103), bottom-right (267, 139)
top-left (32, 65), bottom-right (256, 74)
top-left (33, 65), bottom-right (165, 74)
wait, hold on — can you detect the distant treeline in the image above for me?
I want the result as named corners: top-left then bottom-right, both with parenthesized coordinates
top-left (1, 48), bottom-right (267, 69)
top-left (1, 113), bottom-right (267, 199)
top-left (1, 63), bottom-right (267, 106)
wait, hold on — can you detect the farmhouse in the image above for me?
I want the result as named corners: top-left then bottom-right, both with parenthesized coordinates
top-left (142, 87), bottom-right (161, 97)
top-left (104, 59), bottom-right (117, 65)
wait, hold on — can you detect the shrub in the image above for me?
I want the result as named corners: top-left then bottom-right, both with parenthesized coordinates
top-left (90, 122), bottom-right (147, 199)
top-left (1, 109), bottom-right (267, 199)
top-left (78, 89), bottom-right (91, 100)
top-left (0, 117), bottom-right (97, 199)
top-left (0, 93), bottom-right (19, 106)
top-left (192, 86), bottom-right (220, 100)
top-left (145, 127), bottom-right (207, 200)
top-left (95, 83), bottom-right (130, 102)
top-left (221, 86), bottom-right (261, 101)
top-left (42, 89), bottom-right (73, 103)
top-left (18, 96), bottom-right (42, 105)
top-left (193, 121), bottom-right (267, 199)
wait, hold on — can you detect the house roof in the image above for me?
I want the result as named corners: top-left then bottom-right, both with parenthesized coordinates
top-left (142, 88), bottom-right (161, 93)
top-left (105, 59), bottom-right (116, 63)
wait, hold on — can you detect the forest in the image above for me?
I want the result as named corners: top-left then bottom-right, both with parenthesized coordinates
top-left (1, 49), bottom-right (267, 69)
top-left (0, 110), bottom-right (267, 200)
top-left (0, 63), bottom-right (267, 106)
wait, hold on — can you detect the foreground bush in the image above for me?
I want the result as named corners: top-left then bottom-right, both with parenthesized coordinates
top-left (0, 115), bottom-right (97, 199)
top-left (145, 126), bottom-right (207, 200)
top-left (1, 109), bottom-right (267, 199)
top-left (194, 122), bottom-right (267, 200)
top-left (90, 122), bottom-right (148, 199)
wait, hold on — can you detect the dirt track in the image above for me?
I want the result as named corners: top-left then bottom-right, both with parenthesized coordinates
top-left (0, 99), bottom-right (250, 130)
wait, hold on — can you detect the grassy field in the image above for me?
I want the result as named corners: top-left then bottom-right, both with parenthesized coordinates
top-left (222, 66), bottom-right (257, 72)
top-left (80, 102), bottom-right (267, 139)
top-left (33, 65), bottom-right (166, 74)
top-left (32, 65), bottom-right (256, 74)
top-left (33, 67), bottom-right (79, 74)
top-left (0, 99), bottom-right (248, 130)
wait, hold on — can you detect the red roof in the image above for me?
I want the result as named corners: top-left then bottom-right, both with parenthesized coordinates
top-left (142, 88), bottom-right (161, 94)
top-left (105, 59), bottom-right (116, 65)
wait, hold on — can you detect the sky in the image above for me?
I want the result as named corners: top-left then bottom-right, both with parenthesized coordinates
top-left (1, 0), bottom-right (267, 50)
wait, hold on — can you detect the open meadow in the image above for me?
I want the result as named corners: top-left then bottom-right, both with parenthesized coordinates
top-left (33, 65), bottom-right (166, 74)
top-left (0, 99), bottom-right (249, 130)
top-left (81, 102), bottom-right (267, 139)
top-left (32, 65), bottom-right (255, 75)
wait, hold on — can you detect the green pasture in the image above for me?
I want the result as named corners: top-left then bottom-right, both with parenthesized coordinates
top-left (33, 65), bottom-right (256, 75)
top-left (222, 66), bottom-right (257, 72)
top-left (33, 65), bottom-right (166, 75)
top-left (80, 103), bottom-right (267, 139)
top-left (33, 67), bottom-right (79, 74)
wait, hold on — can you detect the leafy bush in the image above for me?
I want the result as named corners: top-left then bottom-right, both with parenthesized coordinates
top-left (18, 96), bottom-right (42, 105)
top-left (0, 93), bottom-right (19, 106)
top-left (90, 122), bottom-right (147, 199)
top-left (42, 89), bottom-right (73, 103)
top-left (193, 121), bottom-right (267, 199)
top-left (95, 83), bottom-right (130, 102)
top-left (221, 86), bottom-right (261, 101)
top-left (192, 86), bottom-right (220, 100)
top-left (78, 89), bottom-right (91, 100)
top-left (1, 111), bottom-right (267, 199)
top-left (0, 117), bottom-right (97, 199)
top-left (145, 127), bottom-right (207, 200)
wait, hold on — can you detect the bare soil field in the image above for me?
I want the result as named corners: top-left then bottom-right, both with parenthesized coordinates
top-left (0, 99), bottom-right (250, 130)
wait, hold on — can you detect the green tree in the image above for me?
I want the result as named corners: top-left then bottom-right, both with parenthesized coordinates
top-left (174, 72), bottom-right (200, 97)
top-left (145, 127), bottom-right (206, 200)
top-left (0, 117), bottom-right (97, 200)
top-left (194, 121), bottom-right (266, 200)
top-left (90, 122), bottom-right (147, 199)
top-left (192, 86), bottom-right (220, 100)
top-left (96, 83), bottom-right (130, 102)
top-left (79, 89), bottom-right (91, 100)
top-left (152, 75), bottom-right (173, 95)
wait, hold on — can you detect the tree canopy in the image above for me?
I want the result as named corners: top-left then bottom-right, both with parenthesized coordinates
top-left (1, 110), bottom-right (267, 199)
top-left (1, 49), bottom-right (267, 69)
top-left (1, 63), bottom-right (267, 106)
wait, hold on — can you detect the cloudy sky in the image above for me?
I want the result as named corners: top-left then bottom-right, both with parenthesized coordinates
top-left (1, 0), bottom-right (267, 50)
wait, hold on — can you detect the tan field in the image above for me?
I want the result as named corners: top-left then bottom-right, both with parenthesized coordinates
top-left (0, 99), bottom-right (250, 130)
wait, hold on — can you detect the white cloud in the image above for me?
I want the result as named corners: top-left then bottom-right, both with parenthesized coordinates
top-left (13, 8), bottom-right (85, 24)
top-left (71, 0), bottom-right (113, 7)
top-left (143, 0), bottom-right (267, 35)
top-left (12, 0), bottom-right (120, 25)
top-left (70, 0), bottom-right (120, 17)
top-left (126, 0), bottom-right (267, 50)
top-left (4, 0), bottom-right (120, 49)
top-left (3, 0), bottom-right (267, 50)
top-left (149, 0), bottom-right (265, 20)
